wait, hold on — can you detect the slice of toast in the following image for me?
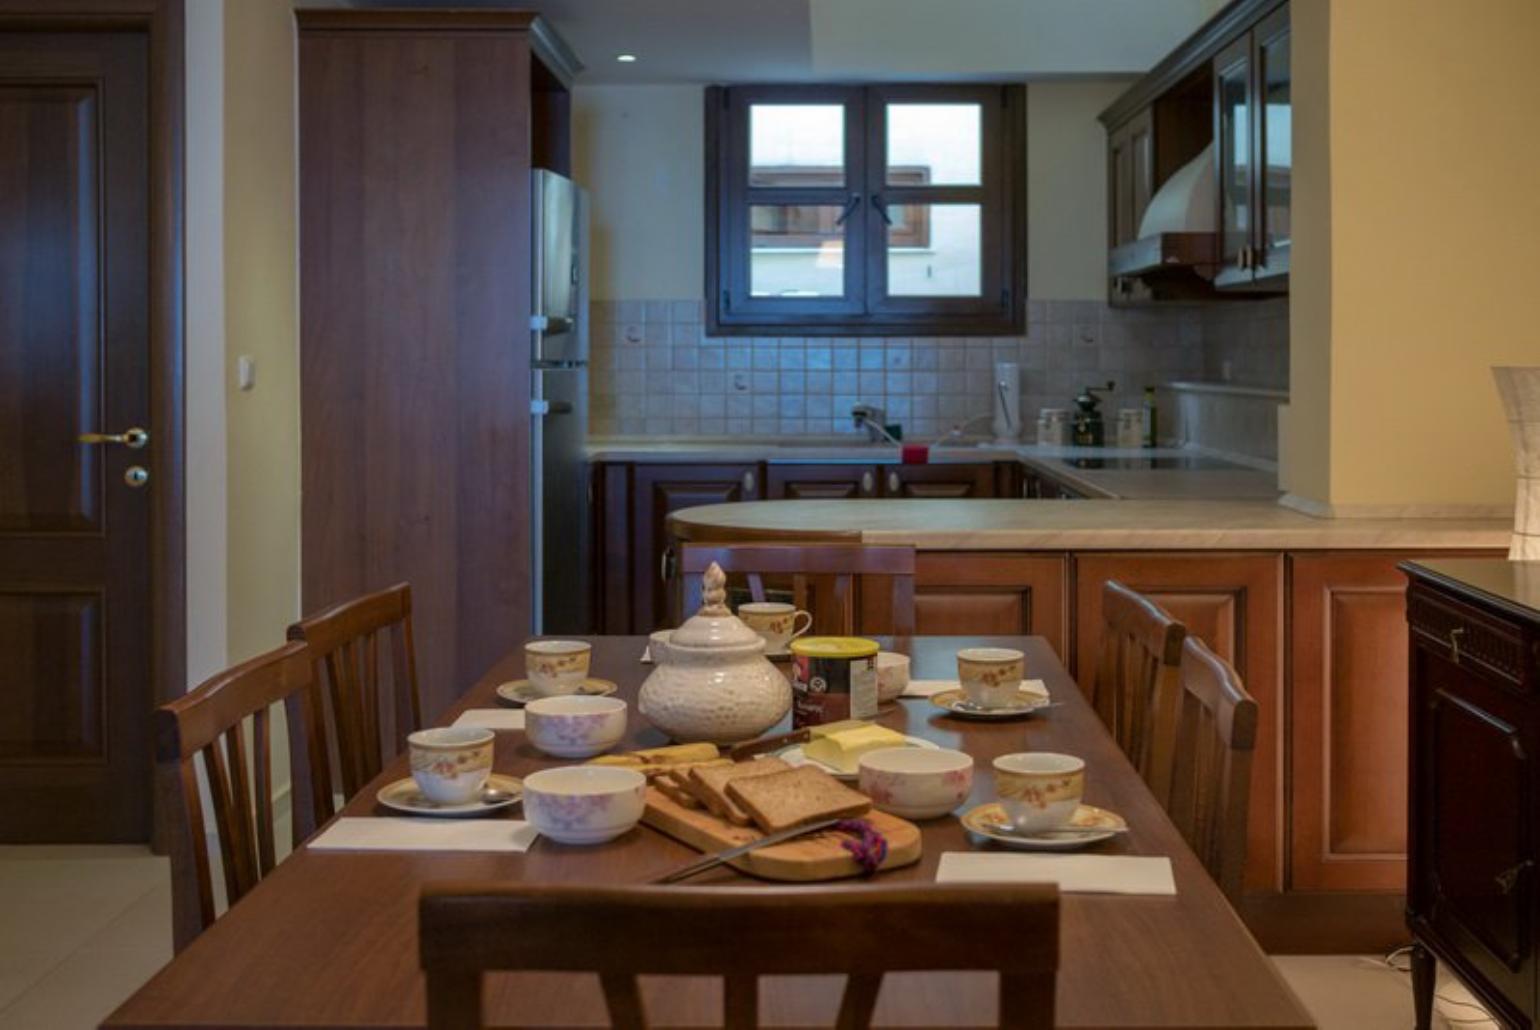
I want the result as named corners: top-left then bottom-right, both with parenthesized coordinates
top-left (688, 758), bottom-right (791, 825)
top-left (725, 765), bottom-right (872, 834)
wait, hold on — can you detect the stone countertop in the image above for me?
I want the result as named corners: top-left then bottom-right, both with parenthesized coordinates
top-left (585, 437), bottom-right (1281, 501)
top-left (666, 499), bottom-right (1512, 551)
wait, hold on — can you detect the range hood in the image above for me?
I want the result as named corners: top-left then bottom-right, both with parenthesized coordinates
top-left (1109, 142), bottom-right (1217, 286)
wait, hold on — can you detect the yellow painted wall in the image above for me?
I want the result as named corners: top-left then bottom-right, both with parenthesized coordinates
top-left (1283, 0), bottom-right (1540, 509)
top-left (573, 80), bottom-right (1132, 302)
top-left (224, 0), bottom-right (301, 660)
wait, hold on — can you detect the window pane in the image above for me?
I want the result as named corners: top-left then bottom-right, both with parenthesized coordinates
top-left (886, 103), bottom-right (981, 186)
top-left (886, 203), bottom-right (980, 297)
top-left (750, 104), bottom-right (844, 187)
top-left (750, 204), bottom-right (845, 297)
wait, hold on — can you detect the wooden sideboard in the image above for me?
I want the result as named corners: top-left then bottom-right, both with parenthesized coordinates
top-left (1404, 559), bottom-right (1540, 1030)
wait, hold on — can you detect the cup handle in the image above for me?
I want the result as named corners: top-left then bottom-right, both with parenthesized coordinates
top-left (791, 610), bottom-right (813, 639)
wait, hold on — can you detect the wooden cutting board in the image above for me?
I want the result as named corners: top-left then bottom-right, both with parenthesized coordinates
top-left (643, 787), bottom-right (922, 882)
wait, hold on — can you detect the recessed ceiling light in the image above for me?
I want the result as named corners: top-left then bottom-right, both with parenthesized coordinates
top-left (616, 53), bottom-right (637, 63)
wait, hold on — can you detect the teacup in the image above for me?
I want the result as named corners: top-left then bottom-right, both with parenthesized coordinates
top-left (525, 639), bottom-right (592, 696)
top-left (525, 695), bottom-right (628, 759)
top-left (994, 752), bottom-right (1085, 834)
top-left (738, 602), bottom-right (813, 652)
top-left (957, 646), bottom-right (1025, 709)
top-left (408, 726), bottom-right (494, 804)
top-left (858, 746), bottom-right (973, 820)
top-left (875, 651), bottom-right (911, 704)
top-left (522, 765), bottom-right (646, 845)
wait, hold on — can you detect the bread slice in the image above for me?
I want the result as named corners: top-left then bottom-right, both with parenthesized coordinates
top-left (653, 770), bottom-right (702, 809)
top-left (725, 765), bottom-right (872, 834)
top-left (689, 758), bottom-right (791, 825)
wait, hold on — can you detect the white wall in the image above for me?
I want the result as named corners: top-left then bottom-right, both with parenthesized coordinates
top-left (573, 80), bottom-right (1132, 302)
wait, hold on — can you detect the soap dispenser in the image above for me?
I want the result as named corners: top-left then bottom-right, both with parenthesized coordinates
top-left (1071, 381), bottom-right (1115, 447)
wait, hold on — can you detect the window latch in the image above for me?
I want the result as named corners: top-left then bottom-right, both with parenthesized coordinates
top-left (834, 193), bottom-right (862, 226)
top-left (870, 194), bottom-right (893, 226)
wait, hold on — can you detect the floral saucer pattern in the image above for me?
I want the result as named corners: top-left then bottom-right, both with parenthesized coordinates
top-left (928, 685), bottom-right (1051, 720)
top-left (496, 678), bottom-right (618, 706)
top-left (376, 773), bottom-right (523, 817)
top-left (960, 801), bottom-right (1126, 851)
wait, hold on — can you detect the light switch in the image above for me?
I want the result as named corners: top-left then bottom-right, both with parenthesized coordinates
top-left (237, 355), bottom-right (256, 391)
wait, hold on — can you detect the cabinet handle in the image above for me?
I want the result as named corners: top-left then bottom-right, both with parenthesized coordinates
top-left (887, 471), bottom-right (900, 494)
top-left (660, 546), bottom-right (676, 585)
top-left (1495, 860), bottom-right (1533, 895)
top-left (742, 470), bottom-right (756, 494)
top-left (861, 471), bottom-right (874, 495)
top-left (1448, 626), bottom-right (1466, 661)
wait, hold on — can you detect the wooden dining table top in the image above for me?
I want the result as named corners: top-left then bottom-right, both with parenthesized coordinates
top-left (104, 635), bottom-right (1313, 1029)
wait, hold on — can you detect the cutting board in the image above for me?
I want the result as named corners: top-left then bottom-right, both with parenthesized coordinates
top-left (643, 787), bottom-right (922, 881)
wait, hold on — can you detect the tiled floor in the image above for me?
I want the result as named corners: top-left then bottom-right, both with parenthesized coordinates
top-left (0, 845), bottom-right (1498, 1030)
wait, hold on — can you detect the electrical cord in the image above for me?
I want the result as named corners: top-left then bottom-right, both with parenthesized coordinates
top-left (1376, 945), bottom-right (1497, 1026)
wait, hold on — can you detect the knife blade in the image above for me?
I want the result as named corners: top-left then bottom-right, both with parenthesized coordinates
top-left (648, 817), bottom-right (843, 884)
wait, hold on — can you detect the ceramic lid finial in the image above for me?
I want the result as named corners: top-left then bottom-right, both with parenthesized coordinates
top-left (701, 562), bottom-right (729, 614)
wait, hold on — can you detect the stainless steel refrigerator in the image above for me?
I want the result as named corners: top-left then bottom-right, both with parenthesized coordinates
top-left (530, 170), bottom-right (589, 634)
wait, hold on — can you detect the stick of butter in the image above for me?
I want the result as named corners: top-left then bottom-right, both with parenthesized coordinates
top-left (803, 723), bottom-right (910, 774)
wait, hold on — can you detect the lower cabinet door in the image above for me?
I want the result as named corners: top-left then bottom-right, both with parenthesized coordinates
top-left (1074, 552), bottom-right (1284, 892)
top-left (913, 553), bottom-right (1067, 659)
top-left (764, 464), bottom-right (879, 499)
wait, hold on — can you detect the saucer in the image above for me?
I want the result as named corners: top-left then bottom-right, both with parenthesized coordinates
top-left (929, 685), bottom-right (1051, 719)
top-left (778, 735), bottom-right (939, 781)
top-left (376, 773), bottom-right (523, 817)
top-left (495, 678), bottom-right (618, 706)
top-left (960, 802), bottom-right (1126, 850)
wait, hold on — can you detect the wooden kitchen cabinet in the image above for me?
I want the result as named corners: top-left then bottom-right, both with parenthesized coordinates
top-left (765, 464), bottom-right (879, 499)
top-left (914, 554), bottom-right (1068, 658)
top-left (1074, 553), bottom-right (1284, 893)
top-left (882, 463), bottom-right (997, 498)
top-left (1107, 108), bottom-right (1155, 304)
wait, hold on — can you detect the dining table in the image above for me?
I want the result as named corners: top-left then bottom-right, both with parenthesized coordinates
top-left (104, 635), bottom-right (1314, 1029)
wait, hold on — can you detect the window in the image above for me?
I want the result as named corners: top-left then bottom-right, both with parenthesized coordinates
top-left (706, 84), bottom-right (1025, 336)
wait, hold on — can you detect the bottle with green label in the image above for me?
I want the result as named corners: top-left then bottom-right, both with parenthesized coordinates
top-left (1142, 386), bottom-right (1158, 448)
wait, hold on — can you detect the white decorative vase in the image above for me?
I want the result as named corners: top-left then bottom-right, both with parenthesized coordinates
top-left (1494, 366), bottom-right (1540, 560)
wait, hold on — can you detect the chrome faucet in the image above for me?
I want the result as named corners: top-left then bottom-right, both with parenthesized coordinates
top-left (851, 404), bottom-right (892, 443)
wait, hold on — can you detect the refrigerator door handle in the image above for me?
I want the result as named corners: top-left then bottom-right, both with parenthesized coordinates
top-left (530, 314), bottom-right (574, 334)
top-left (530, 400), bottom-right (546, 635)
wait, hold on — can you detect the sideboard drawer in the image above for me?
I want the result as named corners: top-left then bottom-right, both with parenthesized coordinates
top-left (1407, 583), bottom-right (1532, 691)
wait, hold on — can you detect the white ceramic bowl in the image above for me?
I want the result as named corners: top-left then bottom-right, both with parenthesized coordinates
top-left (522, 765), bottom-right (646, 845)
top-left (525, 695), bottom-right (628, 759)
top-left (408, 726), bottom-right (494, 804)
top-left (875, 651), bottom-right (911, 704)
top-left (858, 746), bottom-right (973, 819)
top-left (994, 752), bottom-right (1085, 833)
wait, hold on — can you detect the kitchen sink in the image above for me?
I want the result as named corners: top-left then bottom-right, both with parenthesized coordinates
top-left (1059, 456), bottom-right (1249, 471)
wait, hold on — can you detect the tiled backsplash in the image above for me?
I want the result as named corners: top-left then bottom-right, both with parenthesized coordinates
top-left (1200, 297), bottom-right (1289, 391)
top-left (589, 298), bottom-right (1288, 442)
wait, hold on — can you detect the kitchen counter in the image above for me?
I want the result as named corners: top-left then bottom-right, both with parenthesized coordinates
top-left (668, 498), bottom-right (1512, 550)
top-left (587, 437), bottom-right (1282, 501)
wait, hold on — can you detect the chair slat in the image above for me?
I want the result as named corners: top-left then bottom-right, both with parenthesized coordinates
top-left (724, 974), bottom-right (757, 1027)
top-left (1090, 581), bottom-right (1185, 805)
top-left (252, 706), bottom-right (276, 876)
top-left (836, 972), bottom-right (882, 1030)
top-left (598, 972), bottom-right (647, 1029)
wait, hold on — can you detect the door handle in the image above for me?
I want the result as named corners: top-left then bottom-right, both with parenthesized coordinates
top-left (871, 194), bottom-right (894, 226)
top-left (860, 471), bottom-right (875, 495)
top-left (78, 426), bottom-right (149, 450)
top-left (887, 471), bottom-right (900, 494)
top-left (1496, 860), bottom-right (1533, 895)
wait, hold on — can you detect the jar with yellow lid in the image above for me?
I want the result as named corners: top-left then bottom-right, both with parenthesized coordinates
top-left (789, 636), bottom-right (880, 728)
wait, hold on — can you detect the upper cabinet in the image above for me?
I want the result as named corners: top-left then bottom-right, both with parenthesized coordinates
top-left (1100, 0), bottom-right (1290, 303)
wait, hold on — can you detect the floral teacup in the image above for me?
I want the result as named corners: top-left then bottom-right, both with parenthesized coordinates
top-left (522, 765), bottom-right (646, 845)
top-left (408, 726), bottom-right (494, 804)
top-left (525, 639), bottom-right (592, 696)
top-left (994, 752), bottom-right (1085, 834)
top-left (957, 646), bottom-right (1025, 709)
top-left (737, 602), bottom-right (812, 653)
top-left (525, 695), bottom-right (628, 758)
top-left (858, 746), bottom-right (973, 820)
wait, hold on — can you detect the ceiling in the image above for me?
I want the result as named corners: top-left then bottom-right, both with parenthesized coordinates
top-left (348, 0), bottom-right (1224, 84)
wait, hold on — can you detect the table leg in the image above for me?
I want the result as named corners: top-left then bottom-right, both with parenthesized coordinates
top-left (1410, 942), bottom-right (1435, 1030)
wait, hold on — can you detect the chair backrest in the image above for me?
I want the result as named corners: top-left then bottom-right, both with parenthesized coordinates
top-left (420, 882), bottom-right (1059, 1030)
top-left (1167, 635), bottom-right (1259, 903)
top-left (676, 544), bottom-right (916, 636)
top-left (154, 641), bottom-right (322, 953)
top-left (1091, 580), bottom-right (1185, 803)
top-left (287, 582), bottom-right (422, 813)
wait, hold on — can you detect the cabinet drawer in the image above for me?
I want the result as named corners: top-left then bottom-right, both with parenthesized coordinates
top-left (1407, 584), bottom-right (1532, 691)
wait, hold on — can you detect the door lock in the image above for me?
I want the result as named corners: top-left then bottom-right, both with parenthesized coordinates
top-left (123, 466), bottom-right (150, 488)
top-left (79, 426), bottom-right (149, 449)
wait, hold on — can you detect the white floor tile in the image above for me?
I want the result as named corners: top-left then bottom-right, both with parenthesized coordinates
top-left (1274, 954), bottom-right (1498, 1030)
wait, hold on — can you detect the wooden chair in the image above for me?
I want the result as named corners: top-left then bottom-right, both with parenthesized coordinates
top-left (1089, 580), bottom-right (1185, 803)
top-left (419, 882), bottom-right (1059, 1029)
top-left (677, 544), bottom-right (916, 635)
top-left (1162, 635), bottom-right (1259, 903)
top-left (154, 641), bottom-right (324, 952)
top-left (287, 582), bottom-right (422, 813)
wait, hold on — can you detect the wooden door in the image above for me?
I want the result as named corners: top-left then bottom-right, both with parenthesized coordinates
top-left (764, 464), bottom-right (878, 499)
top-left (1074, 553), bottom-right (1284, 892)
top-left (883, 464), bottom-right (996, 498)
top-left (299, 16), bottom-right (536, 722)
top-left (0, 30), bottom-right (153, 841)
top-left (914, 553), bottom-right (1067, 659)
top-left (634, 463), bottom-right (760, 631)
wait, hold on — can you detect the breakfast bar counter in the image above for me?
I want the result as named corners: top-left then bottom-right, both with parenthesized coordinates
top-left (105, 637), bottom-right (1313, 1029)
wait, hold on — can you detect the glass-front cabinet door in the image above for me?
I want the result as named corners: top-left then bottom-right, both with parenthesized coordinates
top-left (1213, 35), bottom-right (1253, 284)
top-left (1253, 4), bottom-right (1291, 280)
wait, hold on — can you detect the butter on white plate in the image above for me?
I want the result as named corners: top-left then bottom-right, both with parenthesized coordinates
top-left (902, 678), bottom-right (1050, 699)
top-left (936, 852), bottom-right (1175, 895)
top-left (802, 721), bottom-right (910, 774)
top-left (452, 708), bottom-right (526, 731)
top-left (309, 817), bottom-right (539, 853)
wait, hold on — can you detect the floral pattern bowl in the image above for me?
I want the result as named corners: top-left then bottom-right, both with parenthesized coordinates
top-left (857, 746), bottom-right (973, 820)
top-left (408, 726), bottom-right (495, 804)
top-left (522, 765), bottom-right (646, 845)
top-left (525, 695), bottom-right (628, 759)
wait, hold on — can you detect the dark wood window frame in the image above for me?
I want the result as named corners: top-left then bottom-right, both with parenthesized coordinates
top-left (706, 82), bottom-right (1025, 337)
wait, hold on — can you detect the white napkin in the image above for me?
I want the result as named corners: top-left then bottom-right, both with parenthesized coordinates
top-left (936, 852), bottom-right (1175, 895)
top-left (452, 708), bottom-right (526, 731)
top-left (309, 817), bottom-right (539, 853)
top-left (902, 678), bottom-right (1049, 699)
